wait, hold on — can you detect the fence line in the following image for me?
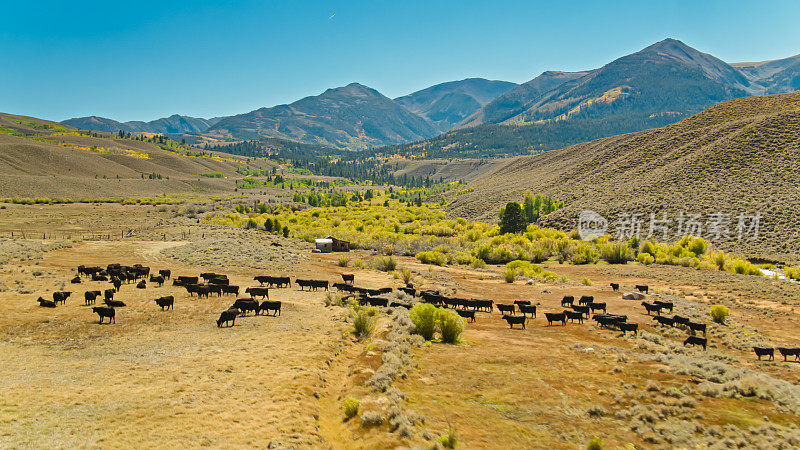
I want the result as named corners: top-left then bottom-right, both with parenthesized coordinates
top-left (3, 229), bottom-right (200, 241)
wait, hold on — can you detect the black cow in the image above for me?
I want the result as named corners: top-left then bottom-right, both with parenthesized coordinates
top-left (475, 299), bottom-right (493, 312)
top-left (570, 305), bottom-right (590, 317)
top-left (158, 269), bottom-right (171, 280)
top-left (216, 308), bottom-right (239, 327)
top-left (684, 336), bottom-right (707, 350)
top-left (233, 298), bottom-right (259, 316)
top-left (84, 290), bottom-right (101, 305)
top-left (593, 314), bottom-right (627, 329)
top-left (519, 304), bottom-right (537, 318)
top-left (753, 347), bottom-right (774, 361)
top-left (578, 296), bottom-right (593, 306)
top-left (37, 297), bottom-right (56, 308)
top-left (514, 300), bottom-right (531, 307)
top-left (588, 302), bottom-right (607, 314)
top-left (71, 276), bottom-right (82, 284)
top-left (200, 273), bottom-right (218, 281)
top-left (564, 310), bottom-right (584, 324)
top-left (653, 315), bottom-right (674, 327)
top-left (653, 301), bottom-right (673, 313)
top-left (53, 291), bottom-right (71, 305)
top-left (561, 296), bottom-right (574, 307)
top-left (104, 288), bottom-right (115, 302)
top-left (136, 280), bottom-right (146, 289)
top-left (155, 296), bottom-right (174, 310)
top-left (149, 275), bottom-right (165, 287)
top-left (296, 279), bottom-right (328, 291)
top-left (688, 322), bottom-right (707, 336)
top-left (176, 276), bottom-right (199, 286)
top-left (672, 315), bottom-right (691, 328)
top-left (636, 285), bottom-right (649, 294)
top-left (105, 299), bottom-right (126, 307)
top-left (618, 322), bottom-right (638, 335)
top-left (92, 306), bottom-right (115, 324)
top-left (545, 312), bottom-right (566, 326)
top-left (245, 287), bottom-right (270, 299)
top-left (497, 303), bottom-right (515, 315)
top-left (341, 274), bottom-right (355, 284)
top-left (399, 287), bottom-right (416, 297)
top-left (257, 301), bottom-right (282, 316)
top-left (610, 283), bottom-right (619, 291)
top-left (92, 274), bottom-right (108, 282)
top-left (390, 302), bottom-right (412, 309)
top-left (641, 301), bottom-right (662, 315)
top-left (456, 309), bottom-right (475, 322)
top-left (502, 315), bottom-right (526, 329)
top-left (221, 285), bottom-right (240, 296)
top-left (366, 297), bottom-right (389, 307)
top-left (777, 347), bottom-right (800, 361)
top-left (112, 277), bottom-right (122, 292)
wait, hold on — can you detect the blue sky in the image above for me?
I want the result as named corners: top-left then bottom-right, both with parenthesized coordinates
top-left (2, 0), bottom-right (799, 122)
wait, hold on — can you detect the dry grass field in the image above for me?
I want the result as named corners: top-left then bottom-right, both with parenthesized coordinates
top-left (1, 203), bottom-right (800, 448)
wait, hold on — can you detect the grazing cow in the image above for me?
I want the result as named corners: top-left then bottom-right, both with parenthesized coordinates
top-left (206, 285), bottom-right (223, 297)
top-left (366, 297), bottom-right (389, 307)
top-left (519, 304), bottom-right (537, 318)
top-left (545, 312), bottom-right (566, 326)
top-left (635, 285), bottom-right (649, 294)
top-left (84, 290), bottom-right (101, 305)
top-left (105, 299), bottom-right (126, 307)
top-left (257, 300), bottom-right (282, 316)
top-left (683, 336), bottom-right (707, 350)
top-left (753, 347), bottom-right (774, 361)
top-left (53, 291), bottom-right (72, 305)
top-left (588, 302), bottom-right (607, 314)
top-left (245, 287), bottom-right (270, 299)
top-left (221, 285), bottom-right (240, 296)
top-left (456, 309), bottom-right (475, 322)
top-left (233, 298), bottom-right (259, 316)
top-left (154, 296), bottom-right (174, 310)
top-left (514, 300), bottom-right (531, 307)
top-left (254, 276), bottom-right (291, 288)
top-left (561, 296), bottom-right (574, 307)
top-left (112, 277), bottom-right (122, 292)
top-left (149, 275), bottom-right (165, 287)
top-left (610, 283), bottom-right (619, 291)
top-left (71, 276), bottom-right (82, 284)
top-left (92, 306), bottom-right (115, 324)
top-left (641, 301), bottom-right (662, 315)
top-left (341, 274), bottom-right (355, 284)
top-left (578, 296), bottom-right (593, 306)
top-left (37, 297), bottom-right (56, 308)
top-left (390, 302), bottom-right (412, 309)
top-left (158, 269), bottom-right (171, 280)
top-left (593, 314), bottom-right (627, 329)
top-left (136, 280), bottom-right (146, 289)
top-left (653, 301), bottom-right (673, 313)
top-left (564, 310), bottom-right (584, 324)
top-left (177, 276), bottom-right (199, 286)
top-left (497, 303), bottom-right (515, 315)
top-left (297, 279), bottom-right (328, 291)
top-left (570, 305), bottom-right (590, 317)
top-left (475, 299), bottom-right (493, 312)
top-left (92, 274), bottom-right (108, 282)
top-left (777, 347), bottom-right (800, 361)
top-left (688, 322), bottom-right (707, 336)
top-left (653, 315), bottom-right (675, 327)
top-left (672, 315), bottom-right (691, 328)
top-left (399, 287), bottom-right (416, 297)
top-left (104, 288), bottom-right (115, 302)
top-left (618, 322), bottom-right (638, 335)
top-left (196, 285), bottom-right (212, 299)
top-left (216, 308), bottom-right (239, 327)
top-left (502, 315), bottom-right (526, 329)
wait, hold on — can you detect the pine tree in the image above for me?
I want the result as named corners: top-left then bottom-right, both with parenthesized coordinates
top-left (500, 202), bottom-right (527, 234)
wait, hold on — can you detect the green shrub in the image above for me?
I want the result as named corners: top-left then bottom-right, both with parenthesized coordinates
top-left (710, 304), bottom-right (729, 324)
top-left (786, 266), bottom-right (800, 280)
top-left (409, 303), bottom-right (438, 341)
top-left (570, 242), bottom-right (599, 264)
top-left (400, 268), bottom-right (413, 285)
top-left (438, 429), bottom-right (458, 449)
top-left (245, 218), bottom-right (258, 229)
top-left (581, 277), bottom-right (593, 286)
top-left (373, 256), bottom-right (397, 272)
top-left (727, 258), bottom-right (761, 276)
top-left (469, 258), bottom-right (486, 269)
top-left (503, 267), bottom-right (517, 283)
top-left (352, 259), bottom-right (365, 269)
top-left (637, 252), bottom-right (655, 265)
top-left (199, 171), bottom-right (224, 178)
top-left (337, 256), bottom-right (350, 267)
top-left (342, 397), bottom-right (360, 419)
top-left (416, 251), bottom-right (448, 266)
top-left (438, 309), bottom-right (465, 344)
top-left (586, 436), bottom-right (604, 450)
top-left (352, 306), bottom-right (378, 338)
top-left (599, 243), bottom-right (633, 264)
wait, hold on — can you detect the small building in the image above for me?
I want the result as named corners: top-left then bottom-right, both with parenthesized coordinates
top-left (315, 235), bottom-right (350, 253)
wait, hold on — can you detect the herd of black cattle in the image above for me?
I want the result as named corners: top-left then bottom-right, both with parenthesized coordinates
top-left (32, 266), bottom-right (800, 361)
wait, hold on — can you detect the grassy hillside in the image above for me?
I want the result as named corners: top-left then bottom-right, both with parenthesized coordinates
top-left (448, 93), bottom-right (800, 262)
top-left (0, 113), bottom-right (275, 198)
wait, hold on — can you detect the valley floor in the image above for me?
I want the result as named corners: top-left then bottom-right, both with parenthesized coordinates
top-left (1, 204), bottom-right (799, 448)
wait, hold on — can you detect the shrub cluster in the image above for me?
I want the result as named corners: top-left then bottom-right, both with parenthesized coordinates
top-left (408, 303), bottom-right (465, 343)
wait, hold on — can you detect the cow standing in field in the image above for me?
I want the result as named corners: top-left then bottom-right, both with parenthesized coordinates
top-left (217, 308), bottom-right (239, 327)
top-left (155, 296), bottom-right (174, 310)
top-left (610, 283), bottom-right (619, 291)
top-left (684, 336), bottom-right (707, 350)
top-left (497, 304), bottom-right (515, 315)
top-left (93, 306), bottom-right (115, 324)
top-left (257, 301), bottom-right (282, 316)
top-left (158, 269), bottom-right (171, 280)
top-left (519, 304), bottom-right (537, 318)
top-left (53, 291), bottom-right (71, 305)
top-left (777, 347), bottom-right (800, 361)
top-left (341, 274), bottom-right (355, 285)
top-left (502, 315), bottom-right (526, 329)
top-left (84, 290), bottom-right (101, 305)
top-left (545, 312), bottom-right (566, 326)
top-left (245, 287), bottom-right (270, 299)
top-left (753, 347), bottom-right (774, 361)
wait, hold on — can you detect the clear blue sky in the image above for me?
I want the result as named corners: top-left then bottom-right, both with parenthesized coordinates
top-left (2, 0), bottom-right (798, 122)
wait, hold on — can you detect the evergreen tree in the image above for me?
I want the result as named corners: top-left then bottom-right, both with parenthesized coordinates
top-left (499, 202), bottom-right (527, 234)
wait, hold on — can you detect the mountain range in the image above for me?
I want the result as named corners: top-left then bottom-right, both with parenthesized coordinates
top-left (61, 39), bottom-right (800, 152)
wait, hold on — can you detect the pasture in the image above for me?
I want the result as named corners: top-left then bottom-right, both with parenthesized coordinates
top-left (1, 202), bottom-right (800, 448)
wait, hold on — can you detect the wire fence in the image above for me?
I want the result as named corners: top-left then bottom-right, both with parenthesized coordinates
top-left (2, 229), bottom-right (201, 241)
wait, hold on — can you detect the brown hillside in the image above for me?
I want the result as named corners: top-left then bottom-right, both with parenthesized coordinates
top-left (448, 93), bottom-right (800, 262)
